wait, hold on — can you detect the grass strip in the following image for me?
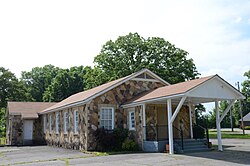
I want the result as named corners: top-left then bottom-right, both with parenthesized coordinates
top-left (209, 132), bottom-right (250, 139)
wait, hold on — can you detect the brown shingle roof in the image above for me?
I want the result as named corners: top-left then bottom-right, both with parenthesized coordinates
top-left (40, 69), bottom-right (171, 113)
top-left (7, 102), bottom-right (57, 119)
top-left (124, 75), bottom-right (216, 105)
top-left (41, 74), bottom-right (133, 113)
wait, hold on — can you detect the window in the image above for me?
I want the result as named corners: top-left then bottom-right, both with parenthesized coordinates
top-left (43, 115), bottom-right (46, 133)
top-left (49, 115), bottom-right (52, 134)
top-left (56, 112), bottom-right (59, 134)
top-left (100, 107), bottom-right (114, 130)
top-left (74, 110), bottom-right (79, 134)
top-left (129, 111), bottom-right (135, 130)
top-left (64, 112), bottom-right (68, 134)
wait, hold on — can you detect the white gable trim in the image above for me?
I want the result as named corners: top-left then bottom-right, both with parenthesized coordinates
top-left (122, 75), bottom-right (245, 108)
top-left (40, 69), bottom-right (170, 114)
top-left (186, 75), bottom-right (245, 100)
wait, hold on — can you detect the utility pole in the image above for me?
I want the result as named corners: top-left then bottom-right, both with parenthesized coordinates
top-left (230, 108), bottom-right (233, 132)
top-left (237, 81), bottom-right (245, 135)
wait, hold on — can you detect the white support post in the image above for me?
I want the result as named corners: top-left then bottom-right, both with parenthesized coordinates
top-left (219, 100), bottom-right (236, 123)
top-left (215, 100), bottom-right (223, 151)
top-left (142, 104), bottom-right (146, 142)
top-left (170, 96), bottom-right (187, 123)
top-left (167, 99), bottom-right (174, 154)
top-left (188, 103), bottom-right (193, 139)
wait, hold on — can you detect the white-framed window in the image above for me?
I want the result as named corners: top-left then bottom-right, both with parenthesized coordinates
top-left (56, 112), bottom-right (59, 134)
top-left (64, 112), bottom-right (68, 134)
top-left (49, 115), bottom-right (52, 134)
top-left (129, 111), bottom-right (136, 130)
top-left (74, 110), bottom-right (79, 134)
top-left (100, 107), bottom-right (114, 130)
top-left (43, 115), bottom-right (46, 133)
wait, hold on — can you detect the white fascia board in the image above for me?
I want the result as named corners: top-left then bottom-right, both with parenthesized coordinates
top-left (186, 75), bottom-right (245, 100)
top-left (131, 78), bottom-right (160, 82)
top-left (39, 100), bottom-right (88, 114)
top-left (121, 93), bottom-right (185, 108)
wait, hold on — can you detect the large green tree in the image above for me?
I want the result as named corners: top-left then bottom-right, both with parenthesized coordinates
top-left (0, 67), bottom-right (31, 137)
top-left (241, 70), bottom-right (250, 117)
top-left (43, 66), bottom-right (86, 102)
top-left (21, 65), bottom-right (61, 101)
top-left (94, 33), bottom-right (199, 84)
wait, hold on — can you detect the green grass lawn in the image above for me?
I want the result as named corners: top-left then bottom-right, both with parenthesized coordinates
top-left (209, 131), bottom-right (250, 139)
top-left (0, 137), bottom-right (6, 145)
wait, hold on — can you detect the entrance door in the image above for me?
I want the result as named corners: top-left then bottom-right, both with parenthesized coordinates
top-left (23, 120), bottom-right (33, 141)
top-left (157, 105), bottom-right (168, 140)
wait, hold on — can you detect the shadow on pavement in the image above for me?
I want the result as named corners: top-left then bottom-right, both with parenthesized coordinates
top-left (182, 146), bottom-right (250, 165)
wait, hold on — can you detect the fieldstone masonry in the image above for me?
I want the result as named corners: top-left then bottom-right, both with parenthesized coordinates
top-left (42, 79), bottom-right (194, 151)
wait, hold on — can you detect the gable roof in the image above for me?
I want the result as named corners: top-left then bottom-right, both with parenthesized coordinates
top-left (123, 75), bottom-right (245, 107)
top-left (40, 69), bottom-right (169, 114)
top-left (123, 75), bottom-right (215, 106)
top-left (7, 102), bottom-right (56, 119)
top-left (239, 112), bottom-right (250, 122)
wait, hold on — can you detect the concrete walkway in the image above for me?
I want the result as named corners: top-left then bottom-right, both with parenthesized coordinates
top-left (1, 139), bottom-right (250, 165)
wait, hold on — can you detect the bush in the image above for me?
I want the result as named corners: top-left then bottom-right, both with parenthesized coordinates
top-left (94, 128), bottom-right (129, 151)
top-left (244, 126), bottom-right (250, 130)
top-left (122, 138), bottom-right (139, 151)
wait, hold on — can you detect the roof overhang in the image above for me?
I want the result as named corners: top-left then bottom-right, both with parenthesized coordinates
top-left (121, 75), bottom-right (245, 108)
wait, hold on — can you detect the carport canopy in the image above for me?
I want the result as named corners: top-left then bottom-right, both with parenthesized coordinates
top-left (122, 75), bottom-right (245, 154)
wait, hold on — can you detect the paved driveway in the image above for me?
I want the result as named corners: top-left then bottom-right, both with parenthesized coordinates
top-left (1, 139), bottom-right (250, 166)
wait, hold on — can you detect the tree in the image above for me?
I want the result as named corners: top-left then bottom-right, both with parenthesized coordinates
top-left (21, 65), bottom-right (61, 102)
top-left (241, 70), bottom-right (250, 122)
top-left (0, 67), bottom-right (31, 137)
top-left (43, 66), bottom-right (86, 102)
top-left (94, 33), bottom-right (199, 84)
top-left (83, 66), bottom-right (110, 90)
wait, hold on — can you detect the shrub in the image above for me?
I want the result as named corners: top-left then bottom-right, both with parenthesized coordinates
top-left (122, 138), bottom-right (139, 151)
top-left (94, 128), bottom-right (116, 151)
top-left (94, 128), bottom-right (129, 151)
top-left (244, 126), bottom-right (250, 130)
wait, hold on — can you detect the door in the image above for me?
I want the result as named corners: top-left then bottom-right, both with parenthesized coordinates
top-left (157, 105), bottom-right (168, 140)
top-left (23, 120), bottom-right (33, 140)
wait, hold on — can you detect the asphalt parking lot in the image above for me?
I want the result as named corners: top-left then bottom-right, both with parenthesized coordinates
top-left (0, 139), bottom-right (250, 166)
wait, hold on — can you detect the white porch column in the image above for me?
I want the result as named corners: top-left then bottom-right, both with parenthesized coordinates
top-left (142, 104), bottom-right (146, 142)
top-left (167, 99), bottom-right (174, 154)
top-left (215, 100), bottom-right (223, 151)
top-left (188, 103), bottom-right (193, 139)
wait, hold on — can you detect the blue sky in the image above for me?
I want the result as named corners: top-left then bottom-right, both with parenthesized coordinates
top-left (0, 0), bottom-right (249, 111)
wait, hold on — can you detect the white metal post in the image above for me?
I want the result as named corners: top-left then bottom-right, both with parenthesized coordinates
top-left (142, 104), bottom-right (146, 142)
top-left (215, 100), bottom-right (223, 151)
top-left (167, 99), bottom-right (174, 154)
top-left (188, 103), bottom-right (193, 139)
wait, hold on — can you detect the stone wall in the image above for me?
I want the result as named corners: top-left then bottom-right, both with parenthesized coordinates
top-left (44, 80), bottom-right (164, 150)
top-left (44, 105), bottom-right (88, 150)
top-left (9, 115), bottom-right (23, 145)
top-left (33, 117), bottom-right (45, 144)
top-left (87, 80), bottom-right (164, 150)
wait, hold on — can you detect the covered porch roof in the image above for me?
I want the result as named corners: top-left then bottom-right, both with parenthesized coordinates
top-left (122, 75), bottom-right (245, 108)
top-left (122, 74), bottom-right (245, 154)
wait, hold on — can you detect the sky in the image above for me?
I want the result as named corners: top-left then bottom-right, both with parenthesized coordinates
top-left (0, 0), bottom-right (249, 111)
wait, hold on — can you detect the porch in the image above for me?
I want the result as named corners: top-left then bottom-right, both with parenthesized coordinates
top-left (142, 103), bottom-right (209, 152)
top-left (122, 75), bottom-right (245, 154)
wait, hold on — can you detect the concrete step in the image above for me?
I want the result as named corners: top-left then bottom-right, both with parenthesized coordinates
top-left (174, 139), bottom-right (211, 153)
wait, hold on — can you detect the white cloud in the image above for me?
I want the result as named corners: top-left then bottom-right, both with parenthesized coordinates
top-left (0, 0), bottom-right (249, 82)
top-left (234, 17), bottom-right (242, 23)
